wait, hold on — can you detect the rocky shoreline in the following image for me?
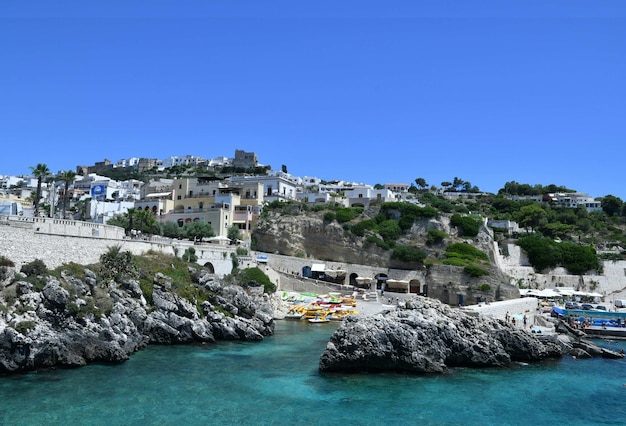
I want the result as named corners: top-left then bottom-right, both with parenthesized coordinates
top-left (319, 296), bottom-right (623, 374)
top-left (0, 264), bottom-right (276, 374)
top-left (1, 258), bottom-right (622, 375)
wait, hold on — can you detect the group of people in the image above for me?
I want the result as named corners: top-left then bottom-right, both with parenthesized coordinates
top-left (504, 311), bottom-right (529, 328)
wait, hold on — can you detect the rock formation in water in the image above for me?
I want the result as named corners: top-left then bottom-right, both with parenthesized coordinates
top-left (319, 296), bottom-right (568, 374)
top-left (0, 264), bottom-right (275, 374)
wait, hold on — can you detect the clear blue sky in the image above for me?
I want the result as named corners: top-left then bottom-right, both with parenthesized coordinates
top-left (1, 1), bottom-right (625, 199)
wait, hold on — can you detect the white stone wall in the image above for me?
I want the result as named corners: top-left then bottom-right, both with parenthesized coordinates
top-left (496, 242), bottom-right (626, 301)
top-left (0, 222), bottom-right (234, 276)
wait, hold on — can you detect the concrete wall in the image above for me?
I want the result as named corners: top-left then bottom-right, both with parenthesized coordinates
top-left (2, 215), bottom-right (125, 239)
top-left (496, 242), bottom-right (626, 301)
top-left (0, 218), bottom-right (235, 275)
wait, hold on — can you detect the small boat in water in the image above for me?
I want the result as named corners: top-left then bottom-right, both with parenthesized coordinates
top-left (308, 313), bottom-right (330, 323)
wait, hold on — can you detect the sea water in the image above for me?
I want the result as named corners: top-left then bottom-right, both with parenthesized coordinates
top-left (0, 320), bottom-right (625, 426)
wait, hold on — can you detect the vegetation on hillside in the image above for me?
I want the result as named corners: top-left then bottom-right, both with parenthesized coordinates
top-left (258, 179), bottom-right (626, 275)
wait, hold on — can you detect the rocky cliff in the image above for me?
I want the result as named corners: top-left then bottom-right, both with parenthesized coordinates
top-left (253, 209), bottom-right (391, 266)
top-left (253, 207), bottom-right (519, 303)
top-left (0, 265), bottom-right (276, 374)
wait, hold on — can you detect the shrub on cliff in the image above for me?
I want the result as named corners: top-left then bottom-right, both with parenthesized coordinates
top-left (391, 245), bottom-right (427, 263)
top-left (517, 235), bottom-right (599, 274)
top-left (236, 267), bottom-right (275, 294)
top-left (100, 245), bottom-right (137, 282)
top-left (20, 259), bottom-right (48, 277)
top-left (464, 264), bottom-right (489, 277)
top-left (426, 229), bottom-right (447, 245)
top-left (450, 214), bottom-right (480, 237)
top-left (445, 243), bottom-right (489, 262)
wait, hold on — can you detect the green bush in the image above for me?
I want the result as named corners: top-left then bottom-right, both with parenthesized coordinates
top-left (450, 214), bottom-right (480, 237)
top-left (100, 245), bottom-right (137, 282)
top-left (14, 321), bottom-right (36, 334)
top-left (464, 264), bottom-right (489, 277)
top-left (366, 235), bottom-right (390, 250)
top-left (182, 247), bottom-right (198, 263)
top-left (426, 229), bottom-right (447, 245)
top-left (335, 207), bottom-right (362, 223)
top-left (20, 259), bottom-right (48, 277)
top-left (516, 235), bottom-right (598, 274)
top-left (377, 220), bottom-right (402, 242)
top-left (237, 267), bottom-right (276, 294)
top-left (480, 283), bottom-right (491, 292)
top-left (323, 212), bottom-right (336, 222)
top-left (442, 258), bottom-right (466, 267)
top-left (446, 243), bottom-right (489, 262)
top-left (350, 219), bottom-right (377, 237)
top-left (391, 245), bottom-right (427, 263)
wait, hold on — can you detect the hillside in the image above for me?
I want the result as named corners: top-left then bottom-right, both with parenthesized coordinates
top-left (251, 197), bottom-right (626, 302)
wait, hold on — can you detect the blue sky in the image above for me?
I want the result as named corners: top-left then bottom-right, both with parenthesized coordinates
top-left (1, 1), bottom-right (625, 199)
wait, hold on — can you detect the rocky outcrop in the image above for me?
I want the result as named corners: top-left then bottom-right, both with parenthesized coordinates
top-left (0, 266), bottom-right (275, 374)
top-left (253, 211), bottom-right (390, 266)
top-left (319, 296), bottom-right (566, 374)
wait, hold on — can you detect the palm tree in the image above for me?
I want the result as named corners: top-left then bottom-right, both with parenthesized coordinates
top-left (30, 163), bottom-right (51, 217)
top-left (136, 209), bottom-right (157, 235)
top-left (57, 169), bottom-right (76, 219)
top-left (126, 207), bottom-right (136, 236)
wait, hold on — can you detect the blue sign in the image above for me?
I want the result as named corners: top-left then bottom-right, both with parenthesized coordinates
top-left (91, 184), bottom-right (106, 201)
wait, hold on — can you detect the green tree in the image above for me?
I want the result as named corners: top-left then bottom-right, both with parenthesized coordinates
top-left (452, 177), bottom-right (464, 191)
top-left (161, 221), bottom-right (182, 239)
top-left (126, 207), bottom-right (136, 235)
top-left (516, 204), bottom-right (548, 232)
top-left (414, 177), bottom-right (427, 190)
top-left (227, 225), bottom-right (242, 244)
top-left (135, 209), bottom-right (158, 235)
top-left (30, 163), bottom-right (51, 217)
top-left (57, 169), bottom-right (76, 219)
top-left (182, 221), bottom-right (214, 241)
top-left (600, 195), bottom-right (623, 217)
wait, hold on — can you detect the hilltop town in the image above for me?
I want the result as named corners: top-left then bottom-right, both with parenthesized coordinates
top-left (0, 149), bottom-right (610, 241)
top-left (2, 148), bottom-right (626, 307)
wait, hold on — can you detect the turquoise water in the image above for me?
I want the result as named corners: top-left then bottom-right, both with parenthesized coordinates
top-left (1, 320), bottom-right (625, 426)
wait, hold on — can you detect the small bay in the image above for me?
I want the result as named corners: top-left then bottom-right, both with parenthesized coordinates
top-left (1, 320), bottom-right (625, 425)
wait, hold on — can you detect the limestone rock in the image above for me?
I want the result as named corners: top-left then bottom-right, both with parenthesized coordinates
top-left (319, 296), bottom-right (563, 374)
top-left (0, 264), bottom-right (274, 374)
